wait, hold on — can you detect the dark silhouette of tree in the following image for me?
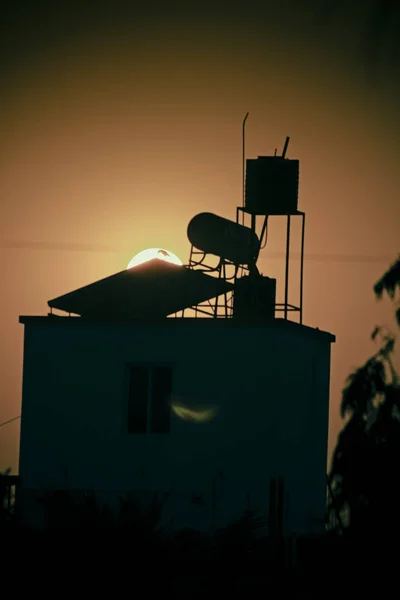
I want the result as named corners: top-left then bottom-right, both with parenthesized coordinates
top-left (328, 255), bottom-right (400, 537)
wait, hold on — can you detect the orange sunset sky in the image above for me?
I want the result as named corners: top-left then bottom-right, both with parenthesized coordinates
top-left (1, 1), bottom-right (399, 473)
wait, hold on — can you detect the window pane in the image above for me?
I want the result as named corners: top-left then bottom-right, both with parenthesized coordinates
top-left (150, 366), bottom-right (172, 434)
top-left (128, 366), bottom-right (149, 433)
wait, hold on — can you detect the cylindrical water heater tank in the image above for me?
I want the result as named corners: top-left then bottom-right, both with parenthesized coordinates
top-left (187, 212), bottom-right (260, 266)
top-left (245, 156), bottom-right (299, 215)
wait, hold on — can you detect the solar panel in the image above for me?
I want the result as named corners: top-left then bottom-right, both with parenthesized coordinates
top-left (48, 258), bottom-right (233, 318)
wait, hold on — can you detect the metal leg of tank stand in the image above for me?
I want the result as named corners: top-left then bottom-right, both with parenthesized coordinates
top-left (300, 212), bottom-right (305, 325)
top-left (214, 260), bottom-right (223, 318)
top-left (222, 262), bottom-right (228, 318)
top-left (284, 215), bottom-right (291, 320)
top-left (251, 213), bottom-right (256, 236)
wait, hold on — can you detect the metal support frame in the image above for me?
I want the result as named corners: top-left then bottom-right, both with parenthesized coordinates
top-left (175, 209), bottom-right (305, 321)
top-left (179, 245), bottom-right (248, 319)
top-left (237, 208), bottom-right (306, 324)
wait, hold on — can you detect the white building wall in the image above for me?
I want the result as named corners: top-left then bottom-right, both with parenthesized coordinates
top-left (18, 319), bottom-right (333, 534)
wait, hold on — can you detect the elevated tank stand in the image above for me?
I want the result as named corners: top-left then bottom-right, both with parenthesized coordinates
top-left (236, 207), bottom-right (306, 325)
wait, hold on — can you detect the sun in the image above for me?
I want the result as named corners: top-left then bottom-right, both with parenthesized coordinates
top-left (127, 248), bottom-right (183, 269)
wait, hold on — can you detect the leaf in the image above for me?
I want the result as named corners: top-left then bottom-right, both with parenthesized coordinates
top-left (379, 335), bottom-right (395, 359)
top-left (371, 326), bottom-right (381, 340)
top-left (374, 255), bottom-right (400, 300)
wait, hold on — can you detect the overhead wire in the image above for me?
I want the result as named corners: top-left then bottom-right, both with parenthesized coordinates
top-left (0, 240), bottom-right (395, 264)
top-left (0, 416), bottom-right (20, 428)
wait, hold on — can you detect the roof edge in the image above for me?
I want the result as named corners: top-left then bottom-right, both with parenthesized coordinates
top-left (19, 315), bottom-right (335, 343)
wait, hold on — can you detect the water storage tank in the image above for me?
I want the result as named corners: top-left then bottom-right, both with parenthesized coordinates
top-left (187, 212), bottom-right (260, 266)
top-left (245, 156), bottom-right (299, 215)
top-left (233, 275), bottom-right (276, 321)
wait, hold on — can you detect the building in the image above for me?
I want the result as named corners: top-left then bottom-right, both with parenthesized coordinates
top-left (18, 288), bottom-right (334, 533)
top-left (17, 134), bottom-right (335, 535)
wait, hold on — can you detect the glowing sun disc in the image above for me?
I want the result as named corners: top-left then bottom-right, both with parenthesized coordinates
top-left (127, 248), bottom-right (183, 269)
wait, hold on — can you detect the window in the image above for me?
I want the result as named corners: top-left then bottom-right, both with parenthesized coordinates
top-left (127, 365), bottom-right (173, 434)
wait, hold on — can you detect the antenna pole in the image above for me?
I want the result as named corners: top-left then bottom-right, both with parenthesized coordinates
top-left (242, 112), bottom-right (249, 209)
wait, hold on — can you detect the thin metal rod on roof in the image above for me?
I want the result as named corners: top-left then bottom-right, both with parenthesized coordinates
top-left (282, 136), bottom-right (290, 158)
top-left (242, 112), bottom-right (249, 210)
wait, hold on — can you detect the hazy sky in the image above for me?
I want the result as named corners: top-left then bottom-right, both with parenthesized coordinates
top-left (1, 1), bottom-right (399, 473)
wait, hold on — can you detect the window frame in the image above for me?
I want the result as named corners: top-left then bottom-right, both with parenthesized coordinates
top-left (125, 362), bottom-right (174, 435)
